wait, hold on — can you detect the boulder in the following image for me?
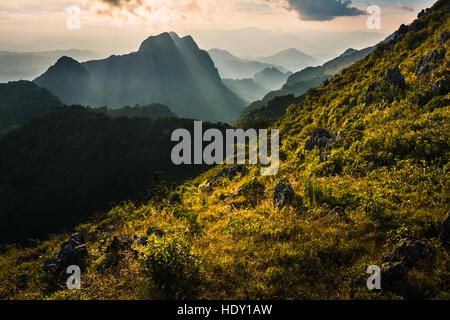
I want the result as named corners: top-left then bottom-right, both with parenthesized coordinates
top-left (437, 31), bottom-right (450, 44)
top-left (384, 238), bottom-right (432, 268)
top-left (416, 50), bottom-right (440, 75)
top-left (432, 81), bottom-right (441, 96)
top-left (385, 67), bottom-right (406, 88)
top-left (146, 227), bottom-right (165, 238)
top-left (273, 183), bottom-right (295, 208)
top-left (439, 212), bottom-right (450, 246)
top-left (380, 262), bottom-right (408, 288)
top-left (19, 238), bottom-right (40, 249)
top-left (215, 165), bottom-right (248, 180)
top-left (304, 128), bottom-right (332, 151)
top-left (170, 193), bottom-right (182, 205)
top-left (57, 243), bottom-right (88, 268)
top-left (15, 274), bottom-right (31, 289)
top-left (393, 24), bottom-right (409, 42)
top-left (105, 236), bottom-right (132, 254)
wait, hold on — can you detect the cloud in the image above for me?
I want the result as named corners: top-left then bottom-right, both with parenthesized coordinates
top-left (284, 0), bottom-right (366, 21)
top-left (396, 2), bottom-right (414, 12)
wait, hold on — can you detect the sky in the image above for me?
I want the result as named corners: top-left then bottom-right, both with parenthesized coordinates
top-left (0, 0), bottom-right (438, 57)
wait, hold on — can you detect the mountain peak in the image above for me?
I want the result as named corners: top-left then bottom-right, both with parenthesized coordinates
top-left (138, 32), bottom-right (178, 52)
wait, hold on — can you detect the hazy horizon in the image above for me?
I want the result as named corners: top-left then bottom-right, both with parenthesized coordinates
top-left (0, 0), bottom-right (437, 58)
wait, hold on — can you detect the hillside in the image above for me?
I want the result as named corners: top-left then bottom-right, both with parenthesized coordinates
top-left (223, 79), bottom-right (270, 102)
top-left (34, 33), bottom-right (245, 122)
top-left (252, 67), bottom-right (292, 90)
top-left (0, 80), bottom-right (62, 132)
top-left (0, 0), bottom-right (449, 301)
top-left (0, 106), bottom-right (229, 243)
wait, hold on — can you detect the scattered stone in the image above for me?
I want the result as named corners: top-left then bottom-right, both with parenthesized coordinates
top-left (409, 21), bottom-right (425, 33)
top-left (416, 50), bottom-right (440, 75)
top-left (432, 81), bottom-right (441, 96)
top-left (135, 236), bottom-right (148, 246)
top-left (19, 238), bottom-right (40, 249)
top-left (144, 190), bottom-right (155, 204)
top-left (146, 227), bottom-right (165, 238)
top-left (383, 238), bottom-right (432, 268)
top-left (170, 193), bottom-right (182, 205)
top-left (105, 236), bottom-right (133, 254)
top-left (437, 31), bottom-right (450, 44)
top-left (273, 183), bottom-right (295, 208)
top-left (215, 165), bottom-right (248, 180)
top-left (439, 212), bottom-right (450, 246)
top-left (15, 274), bottom-right (30, 289)
top-left (329, 206), bottom-right (345, 216)
top-left (304, 128), bottom-right (332, 151)
top-left (380, 262), bottom-right (408, 288)
top-left (42, 258), bottom-right (58, 273)
top-left (385, 66), bottom-right (406, 88)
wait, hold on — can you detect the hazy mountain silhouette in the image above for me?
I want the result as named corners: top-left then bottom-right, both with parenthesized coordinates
top-left (208, 48), bottom-right (288, 79)
top-left (253, 48), bottom-right (320, 72)
top-left (223, 78), bottom-right (270, 102)
top-left (253, 67), bottom-right (292, 90)
top-left (34, 33), bottom-right (246, 122)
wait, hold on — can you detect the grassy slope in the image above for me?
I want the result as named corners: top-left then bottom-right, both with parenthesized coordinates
top-left (0, 1), bottom-right (449, 300)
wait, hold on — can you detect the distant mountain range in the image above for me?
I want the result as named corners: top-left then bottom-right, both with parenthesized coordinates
top-left (251, 48), bottom-right (320, 72)
top-left (207, 48), bottom-right (288, 79)
top-left (238, 45), bottom-right (377, 119)
top-left (34, 33), bottom-right (246, 122)
top-left (0, 49), bottom-right (99, 83)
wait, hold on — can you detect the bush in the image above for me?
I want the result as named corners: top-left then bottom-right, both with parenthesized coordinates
top-left (140, 237), bottom-right (202, 299)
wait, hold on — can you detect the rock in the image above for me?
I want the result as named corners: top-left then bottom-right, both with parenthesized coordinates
top-left (15, 274), bottom-right (30, 289)
top-left (385, 66), bottom-right (406, 88)
top-left (42, 258), bottom-right (58, 273)
top-left (329, 206), bottom-right (345, 216)
top-left (144, 190), bottom-right (155, 204)
top-left (393, 24), bottom-right (409, 42)
top-left (417, 9), bottom-right (426, 19)
top-left (19, 238), bottom-right (40, 249)
top-left (146, 227), bottom-right (165, 238)
top-left (432, 81), bottom-right (441, 96)
top-left (381, 262), bottom-right (408, 288)
top-left (416, 50), bottom-right (439, 75)
top-left (57, 243), bottom-right (88, 268)
top-left (409, 21), bottom-right (425, 33)
top-left (384, 238), bottom-right (432, 268)
top-left (364, 81), bottom-right (383, 105)
top-left (439, 212), bottom-right (450, 246)
top-left (170, 193), bottom-right (182, 205)
top-left (319, 151), bottom-right (331, 163)
top-left (135, 236), bottom-right (148, 246)
top-left (105, 236), bottom-right (132, 253)
top-left (215, 165), bottom-right (248, 180)
top-left (273, 183), bottom-right (295, 208)
top-left (70, 233), bottom-right (85, 245)
top-left (304, 128), bottom-right (332, 151)
top-left (437, 31), bottom-right (450, 44)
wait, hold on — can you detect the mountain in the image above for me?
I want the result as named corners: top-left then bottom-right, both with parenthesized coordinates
top-left (0, 50), bottom-right (99, 83)
top-left (0, 105), bottom-right (229, 243)
top-left (0, 80), bottom-right (62, 132)
top-left (252, 67), bottom-right (292, 90)
top-left (207, 48), bottom-right (288, 79)
top-left (1, 0), bottom-right (449, 301)
top-left (34, 56), bottom-right (91, 105)
top-left (34, 33), bottom-right (246, 122)
top-left (223, 78), bottom-right (270, 102)
top-left (339, 48), bottom-right (358, 57)
top-left (253, 48), bottom-right (320, 72)
top-left (238, 45), bottom-right (377, 119)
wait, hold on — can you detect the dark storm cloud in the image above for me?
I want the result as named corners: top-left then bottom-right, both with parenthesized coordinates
top-left (285, 0), bottom-right (366, 21)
